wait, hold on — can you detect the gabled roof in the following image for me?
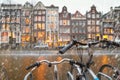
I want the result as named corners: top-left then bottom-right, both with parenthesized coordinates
top-left (72, 10), bottom-right (85, 18)
top-left (71, 10), bottom-right (86, 20)
top-left (22, 1), bottom-right (33, 9)
top-left (87, 5), bottom-right (100, 13)
top-left (34, 1), bottom-right (46, 9)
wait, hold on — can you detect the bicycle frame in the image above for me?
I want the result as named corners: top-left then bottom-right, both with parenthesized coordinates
top-left (54, 64), bottom-right (59, 80)
top-left (87, 68), bottom-right (99, 80)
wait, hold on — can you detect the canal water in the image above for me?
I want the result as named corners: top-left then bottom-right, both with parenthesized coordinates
top-left (0, 50), bottom-right (120, 80)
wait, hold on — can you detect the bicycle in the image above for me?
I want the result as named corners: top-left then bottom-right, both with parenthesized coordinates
top-left (59, 39), bottom-right (101, 80)
top-left (59, 39), bottom-right (118, 80)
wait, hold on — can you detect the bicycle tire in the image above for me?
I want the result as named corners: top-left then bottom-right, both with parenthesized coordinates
top-left (98, 64), bottom-right (114, 80)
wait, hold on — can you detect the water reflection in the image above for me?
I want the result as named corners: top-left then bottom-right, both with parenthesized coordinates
top-left (0, 54), bottom-right (120, 80)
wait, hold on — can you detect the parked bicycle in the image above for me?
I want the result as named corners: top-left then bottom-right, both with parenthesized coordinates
top-left (59, 39), bottom-right (120, 80)
top-left (24, 39), bottom-right (120, 80)
top-left (59, 39), bottom-right (101, 80)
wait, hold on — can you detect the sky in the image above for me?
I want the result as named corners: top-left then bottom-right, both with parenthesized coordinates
top-left (1, 0), bottom-right (120, 14)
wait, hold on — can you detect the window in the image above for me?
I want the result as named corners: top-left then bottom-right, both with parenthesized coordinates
top-left (87, 20), bottom-right (91, 25)
top-left (109, 36), bottom-right (113, 40)
top-left (96, 26), bottom-right (99, 32)
top-left (92, 26), bottom-right (96, 32)
top-left (87, 14), bottom-right (91, 18)
top-left (16, 18), bottom-right (20, 23)
top-left (34, 23), bottom-right (37, 29)
top-left (42, 11), bottom-right (45, 14)
top-left (68, 20), bottom-right (70, 25)
top-left (34, 16), bottom-right (37, 21)
top-left (21, 35), bottom-right (30, 42)
top-left (38, 16), bottom-right (41, 21)
top-left (91, 20), bottom-right (95, 25)
top-left (87, 26), bottom-right (91, 32)
top-left (96, 20), bottom-right (100, 25)
top-left (51, 16), bottom-right (55, 21)
top-left (41, 23), bottom-right (45, 29)
top-left (76, 22), bottom-right (78, 26)
top-left (25, 11), bottom-right (30, 16)
top-left (1, 32), bottom-right (9, 43)
top-left (26, 27), bottom-right (31, 33)
top-left (88, 34), bottom-right (91, 38)
top-left (38, 11), bottom-right (41, 15)
top-left (42, 16), bottom-right (45, 21)
top-left (96, 14), bottom-right (100, 18)
top-left (25, 18), bottom-right (30, 25)
top-left (37, 24), bottom-right (42, 29)
top-left (92, 14), bottom-right (95, 18)
top-left (63, 20), bottom-right (67, 25)
top-left (63, 36), bottom-right (70, 41)
top-left (72, 27), bottom-right (78, 33)
top-left (37, 31), bottom-right (45, 39)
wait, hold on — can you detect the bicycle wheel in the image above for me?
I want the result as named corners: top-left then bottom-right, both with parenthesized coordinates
top-left (98, 64), bottom-right (114, 80)
top-left (0, 66), bottom-right (9, 80)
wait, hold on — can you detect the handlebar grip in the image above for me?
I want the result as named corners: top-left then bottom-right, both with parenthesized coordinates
top-left (59, 40), bottom-right (76, 54)
top-left (26, 62), bottom-right (40, 70)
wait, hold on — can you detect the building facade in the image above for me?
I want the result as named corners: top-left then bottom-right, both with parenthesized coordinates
top-left (21, 2), bottom-right (33, 48)
top-left (59, 6), bottom-right (71, 46)
top-left (101, 7), bottom-right (114, 40)
top-left (71, 11), bottom-right (86, 41)
top-left (86, 5), bottom-right (101, 41)
top-left (33, 1), bottom-right (46, 45)
top-left (0, 3), bottom-right (22, 48)
top-left (46, 5), bottom-right (59, 47)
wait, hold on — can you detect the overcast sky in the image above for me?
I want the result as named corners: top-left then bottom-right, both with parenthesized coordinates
top-left (1, 0), bottom-right (120, 14)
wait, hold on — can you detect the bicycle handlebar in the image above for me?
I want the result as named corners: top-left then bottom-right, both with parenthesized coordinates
top-left (26, 62), bottom-right (40, 70)
top-left (59, 39), bottom-right (120, 54)
top-left (26, 58), bottom-right (73, 70)
top-left (59, 39), bottom-right (100, 54)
